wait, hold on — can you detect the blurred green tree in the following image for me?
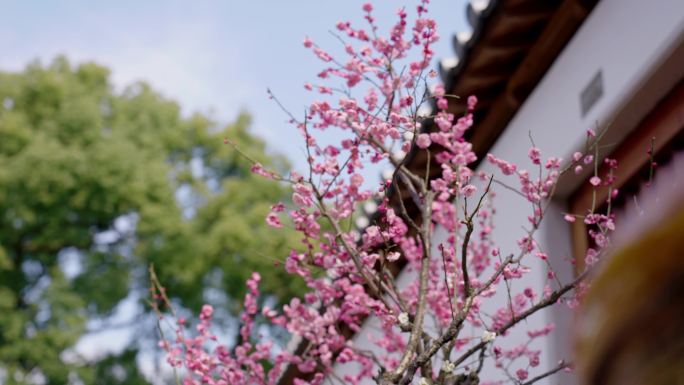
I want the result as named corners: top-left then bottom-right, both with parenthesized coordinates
top-left (0, 57), bottom-right (303, 384)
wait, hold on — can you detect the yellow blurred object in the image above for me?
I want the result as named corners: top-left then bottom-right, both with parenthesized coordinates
top-left (576, 203), bottom-right (684, 384)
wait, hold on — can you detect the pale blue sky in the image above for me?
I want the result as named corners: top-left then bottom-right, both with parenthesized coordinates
top-left (0, 0), bottom-right (467, 172)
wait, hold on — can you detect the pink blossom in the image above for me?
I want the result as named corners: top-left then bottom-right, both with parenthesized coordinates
top-left (528, 147), bottom-right (541, 165)
top-left (545, 157), bottom-right (561, 169)
top-left (467, 95), bottom-right (478, 110)
top-left (416, 133), bottom-right (431, 149)
top-left (293, 183), bottom-right (314, 207)
top-left (245, 274), bottom-right (261, 298)
top-left (516, 369), bottom-right (529, 381)
top-left (433, 84), bottom-right (445, 97)
top-left (266, 213), bottom-right (283, 228)
top-left (437, 97), bottom-right (448, 110)
top-left (589, 176), bottom-right (601, 186)
top-left (199, 304), bottom-right (213, 320)
top-left (251, 163), bottom-right (272, 178)
top-left (487, 154), bottom-right (517, 175)
top-left (313, 47), bottom-right (333, 62)
top-left (460, 184), bottom-right (477, 197)
top-left (585, 248), bottom-right (599, 266)
top-left (318, 86), bottom-right (333, 95)
top-left (604, 157), bottom-right (618, 168)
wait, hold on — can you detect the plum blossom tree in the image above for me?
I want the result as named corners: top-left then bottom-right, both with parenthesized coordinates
top-left (151, 2), bottom-right (619, 384)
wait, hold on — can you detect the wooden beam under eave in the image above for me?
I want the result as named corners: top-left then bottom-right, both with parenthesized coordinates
top-left (464, 48), bottom-right (528, 78)
top-left (450, 80), bottom-right (506, 109)
top-left (484, 0), bottom-right (559, 38)
top-left (467, 0), bottom-right (598, 163)
top-left (483, 15), bottom-right (547, 45)
top-left (505, 0), bottom-right (562, 13)
top-left (569, 77), bottom-right (684, 272)
top-left (508, 0), bottom-right (592, 101)
top-left (571, 79), bottom-right (684, 222)
top-left (468, 93), bottom-right (522, 160)
top-left (492, 12), bottom-right (555, 38)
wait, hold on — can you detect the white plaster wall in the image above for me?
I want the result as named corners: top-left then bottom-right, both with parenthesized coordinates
top-left (332, 0), bottom-right (684, 383)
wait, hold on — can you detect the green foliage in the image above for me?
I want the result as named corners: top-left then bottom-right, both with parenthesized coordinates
top-left (0, 57), bottom-right (302, 384)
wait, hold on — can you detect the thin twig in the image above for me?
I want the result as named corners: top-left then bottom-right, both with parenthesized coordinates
top-left (521, 360), bottom-right (570, 385)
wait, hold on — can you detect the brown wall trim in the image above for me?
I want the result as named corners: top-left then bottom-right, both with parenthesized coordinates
top-left (569, 78), bottom-right (684, 268)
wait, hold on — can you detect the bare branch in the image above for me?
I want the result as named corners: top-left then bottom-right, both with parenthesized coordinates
top-left (521, 360), bottom-right (571, 385)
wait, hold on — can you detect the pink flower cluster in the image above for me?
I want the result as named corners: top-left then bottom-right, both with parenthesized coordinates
top-left (156, 2), bottom-right (619, 385)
